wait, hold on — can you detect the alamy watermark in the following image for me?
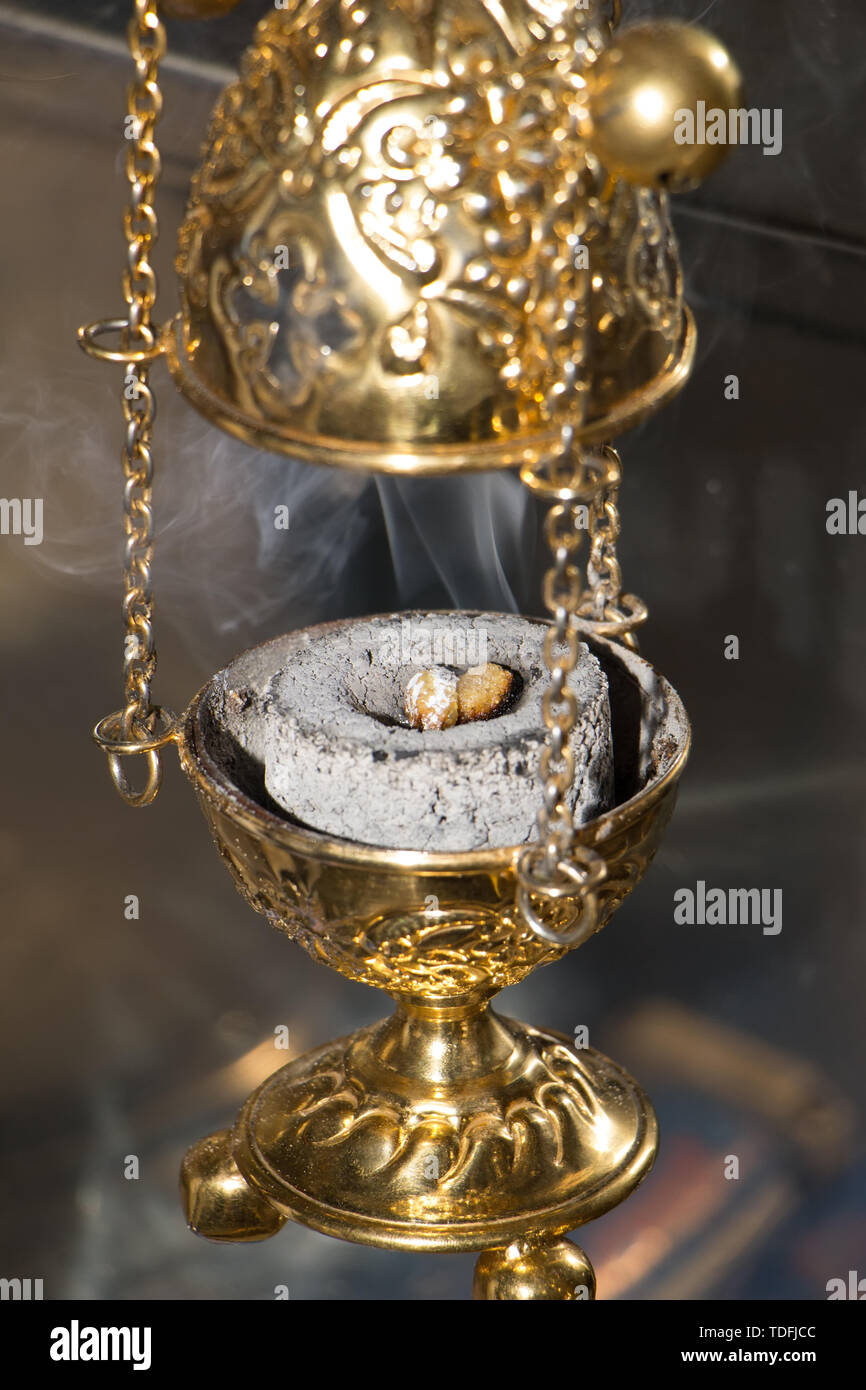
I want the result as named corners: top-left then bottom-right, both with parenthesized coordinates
top-left (674, 881), bottom-right (782, 935)
top-left (827, 1270), bottom-right (866, 1300)
top-left (378, 618), bottom-right (488, 669)
top-left (675, 102), bottom-right (783, 158)
top-left (826, 491), bottom-right (866, 535)
top-left (1, 1277), bottom-right (43, 1300)
top-left (0, 497), bottom-right (42, 546)
top-left (50, 1322), bottom-right (151, 1371)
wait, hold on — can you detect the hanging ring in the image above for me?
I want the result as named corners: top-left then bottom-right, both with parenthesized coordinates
top-left (575, 593), bottom-right (649, 641)
top-left (77, 317), bottom-right (167, 364)
top-left (520, 459), bottom-right (607, 505)
top-left (516, 845), bottom-right (607, 948)
top-left (106, 747), bottom-right (163, 807)
top-left (93, 705), bottom-right (179, 755)
top-left (93, 706), bottom-right (180, 807)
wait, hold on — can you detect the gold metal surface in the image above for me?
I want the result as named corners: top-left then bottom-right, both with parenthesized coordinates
top-left (79, 0), bottom-right (177, 805)
top-left (165, 307), bottom-right (695, 474)
top-left (231, 1015), bottom-right (657, 1253)
top-left (169, 1), bottom-right (712, 472)
top-left (576, 442), bottom-right (647, 647)
top-left (473, 1236), bottom-right (597, 1300)
top-left (175, 622), bottom-right (688, 1290)
top-left (583, 21), bottom-right (745, 191)
top-left (180, 1130), bottom-right (288, 1243)
top-left (77, 315), bottom-right (167, 365)
top-left (178, 625), bottom-right (688, 1002)
top-left (516, 435), bottom-right (647, 943)
top-left (517, 430), bottom-right (606, 943)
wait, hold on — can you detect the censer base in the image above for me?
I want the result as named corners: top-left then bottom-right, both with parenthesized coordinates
top-left (181, 1000), bottom-right (656, 1295)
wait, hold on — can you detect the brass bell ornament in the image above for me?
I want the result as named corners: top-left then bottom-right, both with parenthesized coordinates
top-left (79, 0), bottom-right (739, 1300)
top-left (166, 6), bottom-right (741, 469)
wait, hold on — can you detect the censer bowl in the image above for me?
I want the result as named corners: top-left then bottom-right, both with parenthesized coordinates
top-left (178, 618), bottom-right (689, 1002)
top-left (175, 617), bottom-right (689, 1277)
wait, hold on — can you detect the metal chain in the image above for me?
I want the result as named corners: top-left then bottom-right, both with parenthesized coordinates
top-left (517, 434), bottom-right (651, 943)
top-left (575, 443), bottom-right (647, 651)
top-left (86, 1), bottom-right (177, 806)
top-left (585, 449), bottom-right (623, 616)
top-left (517, 428), bottom-right (608, 947)
top-left (121, 2), bottom-right (164, 738)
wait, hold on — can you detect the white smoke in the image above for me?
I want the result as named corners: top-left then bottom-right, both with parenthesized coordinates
top-left (14, 360), bottom-right (534, 675)
top-left (376, 472), bottom-right (536, 614)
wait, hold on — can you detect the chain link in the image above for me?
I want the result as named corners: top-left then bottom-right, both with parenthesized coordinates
top-left (516, 428), bottom-right (608, 947)
top-left (121, 2), bottom-right (166, 748)
top-left (517, 434), bottom-right (651, 943)
top-left (585, 448), bottom-right (622, 618)
top-left (575, 443), bottom-right (647, 651)
top-left (85, 1), bottom-right (177, 806)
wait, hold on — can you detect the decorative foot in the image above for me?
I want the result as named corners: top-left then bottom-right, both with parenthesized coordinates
top-left (228, 1003), bottom-right (656, 1251)
top-left (473, 1237), bottom-right (596, 1301)
top-left (180, 1129), bottom-right (288, 1243)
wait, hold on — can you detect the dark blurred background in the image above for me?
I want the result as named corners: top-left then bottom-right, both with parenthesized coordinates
top-left (1, 0), bottom-right (865, 1300)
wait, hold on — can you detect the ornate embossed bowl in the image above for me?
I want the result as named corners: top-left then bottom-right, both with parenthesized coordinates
top-left (167, 0), bottom-right (693, 472)
top-left (178, 618), bottom-right (689, 1003)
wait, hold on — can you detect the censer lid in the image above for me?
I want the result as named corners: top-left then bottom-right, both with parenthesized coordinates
top-left (168, 3), bottom-right (736, 473)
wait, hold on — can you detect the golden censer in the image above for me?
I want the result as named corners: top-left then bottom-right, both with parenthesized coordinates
top-left (79, 0), bottom-right (741, 1299)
